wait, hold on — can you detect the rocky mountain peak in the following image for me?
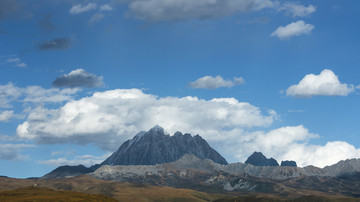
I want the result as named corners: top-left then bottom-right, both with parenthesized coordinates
top-left (100, 125), bottom-right (228, 166)
top-left (245, 152), bottom-right (279, 166)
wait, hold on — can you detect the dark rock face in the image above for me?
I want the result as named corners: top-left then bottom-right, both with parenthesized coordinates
top-left (101, 125), bottom-right (228, 166)
top-left (281, 160), bottom-right (297, 167)
top-left (245, 152), bottom-right (279, 166)
top-left (42, 165), bottom-right (99, 179)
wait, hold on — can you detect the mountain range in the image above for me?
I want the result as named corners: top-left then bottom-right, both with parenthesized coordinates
top-left (41, 125), bottom-right (360, 198)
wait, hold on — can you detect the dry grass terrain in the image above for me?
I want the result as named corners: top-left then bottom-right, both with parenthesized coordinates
top-left (0, 186), bottom-right (117, 202)
top-left (0, 175), bottom-right (228, 202)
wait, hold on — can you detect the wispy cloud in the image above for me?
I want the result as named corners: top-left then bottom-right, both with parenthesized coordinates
top-left (1, 55), bottom-right (27, 68)
top-left (88, 13), bottom-right (105, 24)
top-left (0, 82), bottom-right (80, 108)
top-left (0, 143), bottom-right (34, 161)
top-left (37, 37), bottom-right (73, 51)
top-left (279, 2), bottom-right (316, 17)
top-left (39, 153), bottom-right (111, 167)
top-left (127, 0), bottom-right (276, 22)
top-left (189, 75), bottom-right (244, 89)
top-left (69, 3), bottom-right (97, 15)
top-left (38, 14), bottom-right (56, 33)
top-left (99, 4), bottom-right (112, 11)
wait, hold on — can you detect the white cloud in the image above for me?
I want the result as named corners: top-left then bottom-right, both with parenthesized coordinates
top-left (39, 153), bottom-right (111, 167)
top-left (279, 2), bottom-right (316, 17)
top-left (224, 125), bottom-right (360, 168)
top-left (189, 75), bottom-right (244, 89)
top-left (16, 88), bottom-right (275, 150)
top-left (128, 0), bottom-right (276, 22)
top-left (69, 3), bottom-right (97, 15)
top-left (0, 144), bottom-right (34, 161)
top-left (0, 82), bottom-right (80, 108)
top-left (286, 69), bottom-right (354, 97)
top-left (100, 4), bottom-right (113, 11)
top-left (271, 20), bottom-right (314, 40)
top-left (356, 85), bottom-right (360, 89)
top-left (0, 110), bottom-right (13, 122)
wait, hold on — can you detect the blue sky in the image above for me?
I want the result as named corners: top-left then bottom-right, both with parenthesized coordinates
top-left (1, 0), bottom-right (360, 178)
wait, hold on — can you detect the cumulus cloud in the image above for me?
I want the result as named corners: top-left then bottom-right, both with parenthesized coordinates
top-left (279, 2), bottom-right (316, 17)
top-left (0, 110), bottom-right (13, 122)
top-left (0, 0), bottom-right (19, 20)
top-left (271, 20), bottom-right (314, 40)
top-left (0, 82), bottom-right (80, 108)
top-left (225, 125), bottom-right (360, 168)
top-left (69, 3), bottom-right (97, 15)
top-left (16, 88), bottom-right (276, 150)
top-left (37, 37), bottom-right (73, 51)
top-left (39, 153), bottom-right (111, 167)
top-left (189, 75), bottom-right (244, 89)
top-left (52, 69), bottom-right (103, 88)
top-left (0, 144), bottom-right (34, 161)
top-left (286, 69), bottom-right (354, 97)
top-left (128, 0), bottom-right (276, 22)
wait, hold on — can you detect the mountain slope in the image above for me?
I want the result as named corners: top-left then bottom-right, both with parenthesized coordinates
top-left (101, 125), bottom-right (227, 165)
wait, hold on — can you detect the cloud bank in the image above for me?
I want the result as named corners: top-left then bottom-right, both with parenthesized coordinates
top-left (189, 75), bottom-right (244, 89)
top-left (286, 69), bottom-right (354, 97)
top-left (271, 20), bottom-right (314, 40)
top-left (52, 69), bottom-right (103, 88)
top-left (14, 88), bottom-right (360, 167)
top-left (16, 89), bottom-right (275, 150)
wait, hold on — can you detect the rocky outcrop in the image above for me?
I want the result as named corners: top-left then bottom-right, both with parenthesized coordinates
top-left (101, 125), bottom-right (228, 166)
top-left (281, 160), bottom-right (297, 167)
top-left (245, 152), bottom-right (279, 166)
